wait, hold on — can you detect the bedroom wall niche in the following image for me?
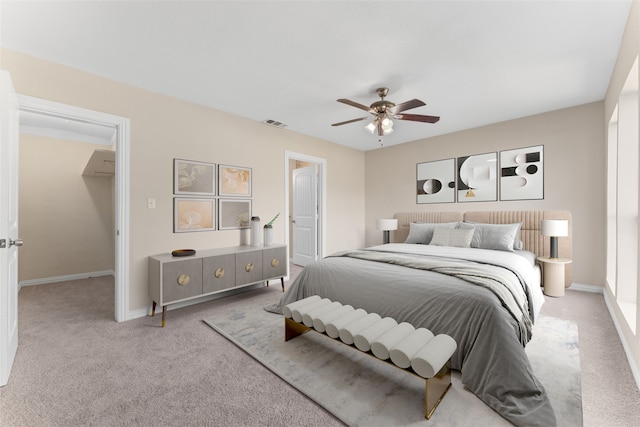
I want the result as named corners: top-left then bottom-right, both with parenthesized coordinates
top-left (365, 101), bottom-right (605, 289)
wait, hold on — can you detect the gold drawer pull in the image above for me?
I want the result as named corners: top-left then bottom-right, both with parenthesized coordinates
top-left (177, 274), bottom-right (190, 286)
top-left (245, 263), bottom-right (254, 273)
top-left (271, 258), bottom-right (279, 268)
top-left (214, 268), bottom-right (225, 279)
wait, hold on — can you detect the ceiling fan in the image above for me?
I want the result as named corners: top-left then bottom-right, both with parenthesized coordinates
top-left (331, 87), bottom-right (440, 140)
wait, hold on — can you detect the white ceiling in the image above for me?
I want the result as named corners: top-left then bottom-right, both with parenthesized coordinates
top-left (1, 0), bottom-right (633, 151)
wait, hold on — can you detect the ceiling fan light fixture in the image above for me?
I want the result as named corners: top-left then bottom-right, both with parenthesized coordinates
top-left (365, 120), bottom-right (377, 134)
top-left (332, 87), bottom-right (440, 143)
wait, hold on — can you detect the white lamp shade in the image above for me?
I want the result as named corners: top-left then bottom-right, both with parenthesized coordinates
top-left (541, 219), bottom-right (568, 237)
top-left (376, 218), bottom-right (398, 231)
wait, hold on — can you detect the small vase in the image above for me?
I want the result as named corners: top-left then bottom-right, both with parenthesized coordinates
top-left (250, 216), bottom-right (261, 247)
top-left (263, 225), bottom-right (273, 246)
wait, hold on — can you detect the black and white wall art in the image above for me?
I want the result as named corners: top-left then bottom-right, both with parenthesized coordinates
top-left (500, 145), bottom-right (544, 200)
top-left (417, 158), bottom-right (456, 204)
top-left (457, 152), bottom-right (497, 202)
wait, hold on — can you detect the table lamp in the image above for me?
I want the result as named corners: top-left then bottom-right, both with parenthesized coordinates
top-left (541, 219), bottom-right (568, 259)
top-left (377, 218), bottom-right (398, 244)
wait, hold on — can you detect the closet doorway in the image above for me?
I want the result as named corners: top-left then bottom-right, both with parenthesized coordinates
top-left (17, 96), bottom-right (130, 322)
top-left (285, 151), bottom-right (326, 267)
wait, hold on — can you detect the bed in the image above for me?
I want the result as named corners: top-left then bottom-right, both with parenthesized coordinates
top-left (272, 210), bottom-right (572, 427)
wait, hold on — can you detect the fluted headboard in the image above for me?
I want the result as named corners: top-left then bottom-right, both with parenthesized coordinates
top-left (393, 210), bottom-right (572, 286)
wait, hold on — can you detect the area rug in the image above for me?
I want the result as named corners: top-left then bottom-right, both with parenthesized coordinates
top-left (203, 289), bottom-right (582, 426)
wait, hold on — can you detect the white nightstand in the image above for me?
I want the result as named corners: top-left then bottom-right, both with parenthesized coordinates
top-left (537, 257), bottom-right (572, 297)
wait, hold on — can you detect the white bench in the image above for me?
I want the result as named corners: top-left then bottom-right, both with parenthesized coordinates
top-left (283, 295), bottom-right (457, 420)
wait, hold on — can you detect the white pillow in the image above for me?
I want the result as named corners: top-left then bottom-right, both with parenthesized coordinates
top-left (404, 222), bottom-right (458, 244)
top-left (429, 227), bottom-right (475, 248)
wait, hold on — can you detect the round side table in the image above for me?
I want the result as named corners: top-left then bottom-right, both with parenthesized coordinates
top-left (537, 257), bottom-right (572, 297)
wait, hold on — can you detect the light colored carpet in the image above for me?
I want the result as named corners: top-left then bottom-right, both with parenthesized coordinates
top-left (204, 289), bottom-right (582, 426)
top-left (1, 277), bottom-right (343, 427)
top-left (2, 269), bottom-right (639, 426)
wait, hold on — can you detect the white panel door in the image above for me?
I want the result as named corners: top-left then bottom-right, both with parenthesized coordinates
top-left (292, 165), bottom-right (317, 266)
top-left (0, 71), bottom-right (20, 387)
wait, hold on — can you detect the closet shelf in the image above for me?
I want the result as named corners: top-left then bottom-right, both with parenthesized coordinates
top-left (83, 149), bottom-right (115, 177)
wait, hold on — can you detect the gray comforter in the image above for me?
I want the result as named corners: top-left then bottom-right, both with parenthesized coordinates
top-left (270, 244), bottom-right (555, 427)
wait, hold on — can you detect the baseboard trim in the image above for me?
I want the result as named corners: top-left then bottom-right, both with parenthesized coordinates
top-left (568, 282), bottom-right (640, 391)
top-left (19, 270), bottom-right (115, 289)
top-left (602, 288), bottom-right (640, 393)
top-left (569, 282), bottom-right (604, 294)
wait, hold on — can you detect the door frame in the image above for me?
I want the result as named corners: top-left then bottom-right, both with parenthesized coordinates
top-left (284, 151), bottom-right (326, 262)
top-left (17, 95), bottom-right (130, 322)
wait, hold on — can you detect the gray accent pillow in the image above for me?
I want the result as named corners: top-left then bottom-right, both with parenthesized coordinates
top-left (429, 227), bottom-right (475, 248)
top-left (404, 222), bottom-right (459, 244)
top-left (458, 222), bottom-right (523, 252)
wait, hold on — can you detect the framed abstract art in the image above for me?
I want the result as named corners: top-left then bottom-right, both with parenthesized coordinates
top-left (457, 152), bottom-right (497, 202)
top-left (174, 198), bottom-right (215, 233)
top-left (218, 165), bottom-right (252, 197)
top-left (218, 199), bottom-right (252, 230)
top-left (416, 158), bottom-right (456, 204)
top-left (174, 159), bottom-right (215, 196)
top-left (500, 145), bottom-right (544, 200)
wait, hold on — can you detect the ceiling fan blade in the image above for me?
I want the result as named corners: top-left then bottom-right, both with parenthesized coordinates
top-left (389, 99), bottom-right (426, 114)
top-left (397, 113), bottom-right (440, 124)
top-left (337, 98), bottom-right (373, 112)
top-left (331, 116), bottom-right (370, 127)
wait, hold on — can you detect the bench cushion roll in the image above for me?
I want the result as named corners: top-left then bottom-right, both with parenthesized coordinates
top-left (370, 322), bottom-right (416, 360)
top-left (389, 328), bottom-right (435, 369)
top-left (282, 295), bottom-right (321, 319)
top-left (313, 305), bottom-right (354, 333)
top-left (338, 313), bottom-right (382, 345)
top-left (302, 301), bottom-right (341, 327)
top-left (325, 308), bottom-right (368, 339)
top-left (411, 334), bottom-right (458, 378)
top-left (291, 298), bottom-right (330, 323)
top-left (354, 317), bottom-right (398, 352)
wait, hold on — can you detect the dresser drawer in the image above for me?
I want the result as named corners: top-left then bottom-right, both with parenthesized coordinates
top-left (263, 246), bottom-right (287, 279)
top-left (162, 258), bottom-right (203, 302)
top-left (236, 250), bottom-right (263, 285)
top-left (203, 254), bottom-right (236, 293)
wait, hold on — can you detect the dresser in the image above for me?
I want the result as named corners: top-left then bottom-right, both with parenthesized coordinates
top-left (149, 244), bottom-right (287, 326)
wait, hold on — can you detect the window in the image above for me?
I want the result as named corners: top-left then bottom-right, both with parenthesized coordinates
top-left (608, 56), bottom-right (639, 334)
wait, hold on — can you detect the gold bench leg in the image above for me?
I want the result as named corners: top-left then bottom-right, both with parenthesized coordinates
top-left (425, 361), bottom-right (452, 419)
top-left (284, 317), bottom-right (311, 341)
top-left (283, 316), bottom-right (453, 419)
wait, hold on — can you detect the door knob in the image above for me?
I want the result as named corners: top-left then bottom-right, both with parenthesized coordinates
top-left (0, 238), bottom-right (23, 248)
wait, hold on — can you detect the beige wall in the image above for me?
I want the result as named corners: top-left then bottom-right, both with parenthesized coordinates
top-left (603, 0), bottom-right (640, 384)
top-left (18, 134), bottom-right (115, 281)
top-left (2, 49), bottom-right (365, 313)
top-left (365, 102), bottom-right (606, 287)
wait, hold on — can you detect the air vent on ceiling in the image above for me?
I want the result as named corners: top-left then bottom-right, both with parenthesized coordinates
top-left (262, 119), bottom-right (287, 129)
